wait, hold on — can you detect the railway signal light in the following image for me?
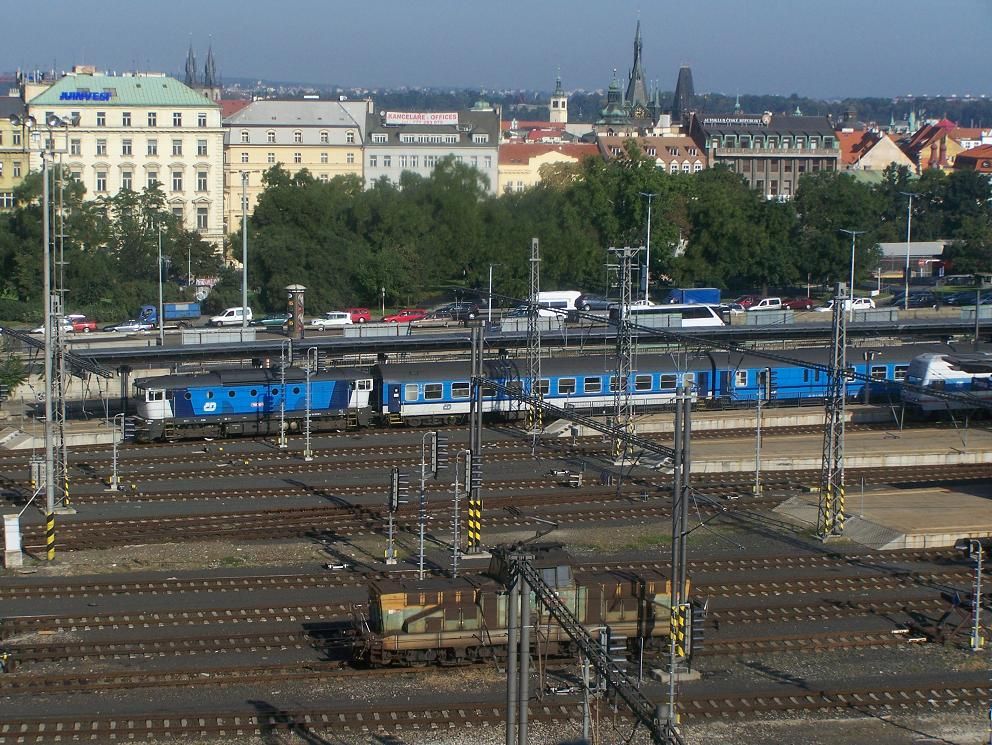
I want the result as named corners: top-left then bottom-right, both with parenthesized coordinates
top-left (389, 467), bottom-right (409, 512)
top-left (432, 434), bottom-right (448, 476)
top-left (122, 417), bottom-right (137, 443)
top-left (469, 454), bottom-right (482, 491)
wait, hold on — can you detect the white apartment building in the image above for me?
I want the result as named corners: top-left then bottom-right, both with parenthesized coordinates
top-left (24, 67), bottom-right (225, 247)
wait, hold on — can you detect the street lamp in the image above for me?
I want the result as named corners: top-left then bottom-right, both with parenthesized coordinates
top-left (899, 191), bottom-right (916, 311)
top-left (487, 263), bottom-right (501, 323)
top-left (639, 191), bottom-right (656, 303)
top-left (157, 224), bottom-right (165, 347)
top-left (241, 171), bottom-right (249, 330)
top-left (839, 228), bottom-right (866, 320)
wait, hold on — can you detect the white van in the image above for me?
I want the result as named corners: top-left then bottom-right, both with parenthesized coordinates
top-left (208, 306), bottom-right (254, 327)
top-left (510, 290), bottom-right (581, 319)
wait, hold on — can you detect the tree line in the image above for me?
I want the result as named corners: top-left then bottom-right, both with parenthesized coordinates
top-left (0, 150), bottom-right (989, 322)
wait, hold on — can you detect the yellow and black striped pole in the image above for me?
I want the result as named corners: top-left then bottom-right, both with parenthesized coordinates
top-left (835, 484), bottom-right (845, 533)
top-left (671, 603), bottom-right (687, 659)
top-left (467, 498), bottom-right (481, 550)
top-left (45, 511), bottom-right (55, 561)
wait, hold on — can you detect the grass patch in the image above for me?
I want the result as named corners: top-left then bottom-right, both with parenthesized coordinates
top-left (219, 555), bottom-right (246, 567)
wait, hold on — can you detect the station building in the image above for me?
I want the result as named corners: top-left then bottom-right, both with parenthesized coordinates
top-left (363, 105), bottom-right (500, 194)
top-left (222, 98), bottom-right (370, 232)
top-left (23, 67), bottom-right (226, 247)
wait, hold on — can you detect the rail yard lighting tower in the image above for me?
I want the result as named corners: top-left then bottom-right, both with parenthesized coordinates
top-left (638, 192), bottom-right (656, 303)
top-left (899, 191), bottom-right (916, 310)
top-left (839, 229), bottom-right (866, 321)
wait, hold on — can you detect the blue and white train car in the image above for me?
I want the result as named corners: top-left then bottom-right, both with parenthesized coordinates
top-left (903, 352), bottom-right (992, 412)
top-left (133, 366), bottom-right (375, 440)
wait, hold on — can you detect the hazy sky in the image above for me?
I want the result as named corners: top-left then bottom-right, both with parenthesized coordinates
top-left (11, 0), bottom-right (990, 98)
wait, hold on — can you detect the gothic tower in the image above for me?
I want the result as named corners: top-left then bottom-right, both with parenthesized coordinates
top-left (202, 45), bottom-right (221, 101)
top-left (549, 75), bottom-right (568, 125)
top-left (184, 44), bottom-right (198, 88)
top-left (625, 21), bottom-right (650, 116)
top-left (671, 65), bottom-right (695, 123)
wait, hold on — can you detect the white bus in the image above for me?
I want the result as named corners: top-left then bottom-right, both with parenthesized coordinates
top-left (510, 291), bottom-right (582, 319)
top-left (612, 303), bottom-right (725, 328)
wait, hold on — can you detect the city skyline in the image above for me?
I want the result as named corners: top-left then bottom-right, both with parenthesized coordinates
top-left (6, 0), bottom-right (991, 99)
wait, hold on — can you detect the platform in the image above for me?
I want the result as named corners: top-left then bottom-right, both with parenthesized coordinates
top-left (775, 484), bottom-right (992, 549)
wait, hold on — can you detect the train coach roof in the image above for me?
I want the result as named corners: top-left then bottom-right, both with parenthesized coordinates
top-left (370, 573), bottom-right (494, 595)
top-left (706, 342), bottom-right (969, 372)
top-left (134, 366), bottom-right (372, 389)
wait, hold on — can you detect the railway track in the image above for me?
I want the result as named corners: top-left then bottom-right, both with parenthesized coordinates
top-left (0, 675), bottom-right (985, 742)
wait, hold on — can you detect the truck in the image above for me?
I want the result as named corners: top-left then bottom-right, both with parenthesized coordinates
top-left (664, 287), bottom-right (721, 305)
top-left (137, 302), bottom-right (201, 328)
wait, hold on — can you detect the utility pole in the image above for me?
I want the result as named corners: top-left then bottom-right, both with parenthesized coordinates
top-left (526, 238), bottom-right (542, 447)
top-left (278, 339), bottom-right (291, 448)
top-left (818, 282), bottom-right (848, 538)
top-left (839, 228), bottom-right (866, 321)
top-left (609, 246), bottom-right (642, 463)
top-left (668, 386), bottom-right (691, 730)
top-left (467, 325), bottom-right (484, 553)
top-left (899, 191), bottom-right (915, 311)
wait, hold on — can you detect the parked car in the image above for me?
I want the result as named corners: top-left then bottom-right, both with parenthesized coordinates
top-left (575, 293), bottom-right (613, 311)
top-left (781, 297), bottom-right (816, 311)
top-left (31, 319), bottom-right (73, 334)
top-left (733, 295), bottom-right (759, 309)
top-left (814, 297), bottom-right (876, 312)
top-left (382, 309), bottom-right (428, 323)
top-left (887, 291), bottom-right (938, 308)
top-left (207, 307), bottom-right (253, 327)
top-left (251, 313), bottom-right (291, 328)
top-left (344, 307), bottom-right (371, 323)
top-left (67, 314), bottom-right (98, 333)
top-left (435, 301), bottom-right (479, 320)
top-left (412, 308), bottom-right (463, 328)
top-left (102, 319), bottom-right (154, 333)
top-left (747, 297), bottom-right (783, 311)
top-left (310, 311), bottom-right (354, 328)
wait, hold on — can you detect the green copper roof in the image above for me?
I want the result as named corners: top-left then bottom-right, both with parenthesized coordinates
top-left (29, 73), bottom-right (217, 108)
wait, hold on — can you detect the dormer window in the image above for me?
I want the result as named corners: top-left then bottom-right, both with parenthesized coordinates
top-left (240, 130), bottom-right (249, 144)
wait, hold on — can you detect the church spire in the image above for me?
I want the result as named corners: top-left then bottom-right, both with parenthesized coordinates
top-left (624, 21), bottom-right (649, 110)
top-left (671, 65), bottom-right (695, 122)
top-left (204, 44), bottom-right (217, 88)
top-left (184, 44), bottom-right (197, 87)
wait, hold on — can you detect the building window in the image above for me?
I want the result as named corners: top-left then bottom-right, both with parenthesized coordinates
top-left (70, 139), bottom-right (81, 155)
top-left (694, 162), bottom-right (703, 172)
top-left (96, 111), bottom-right (106, 127)
top-left (120, 138), bottom-right (132, 156)
top-left (121, 171), bottom-right (133, 191)
top-left (755, 179), bottom-right (764, 192)
top-left (241, 152), bottom-right (248, 163)
top-left (172, 139), bottom-right (183, 156)
top-left (369, 155), bottom-right (377, 168)
top-left (383, 155), bottom-right (391, 168)
top-left (320, 152), bottom-right (328, 164)
top-left (293, 152), bottom-right (302, 164)
top-left (240, 130), bottom-right (249, 144)
top-left (0, 193), bottom-right (14, 208)
top-left (472, 133), bottom-right (489, 143)
top-left (12, 162), bottom-right (20, 178)
top-left (346, 130), bottom-right (355, 143)
top-left (266, 130), bottom-right (276, 143)
top-left (784, 161), bottom-right (792, 172)
top-left (95, 171), bottom-right (107, 192)
top-left (147, 139), bottom-right (158, 156)
top-left (196, 207), bottom-right (208, 230)
top-left (147, 171), bottom-right (158, 189)
top-left (318, 173), bottom-right (328, 182)
top-left (196, 139), bottom-right (208, 156)
top-left (371, 133), bottom-right (387, 143)
top-left (293, 130), bottom-right (303, 143)
top-left (770, 180), bottom-right (779, 196)
top-left (484, 156), bottom-right (492, 168)
top-left (399, 155), bottom-right (408, 168)
top-left (267, 152), bottom-right (275, 164)
top-left (12, 132), bottom-right (21, 146)
top-left (410, 155), bottom-right (418, 168)
top-left (196, 170), bottom-right (208, 191)
top-left (198, 112), bottom-right (207, 127)
top-left (670, 162), bottom-right (678, 173)
top-left (682, 162), bottom-right (691, 172)
top-left (172, 170), bottom-right (183, 192)
top-left (346, 152), bottom-right (354, 164)
top-left (172, 206), bottom-right (183, 220)
top-left (122, 111), bottom-right (131, 127)
top-left (319, 131), bottom-right (328, 144)
top-left (148, 112), bottom-right (157, 127)
top-left (95, 139), bottom-right (107, 156)
top-left (173, 112), bottom-right (182, 127)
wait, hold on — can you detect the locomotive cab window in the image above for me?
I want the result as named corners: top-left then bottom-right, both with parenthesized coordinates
top-left (146, 389), bottom-right (164, 401)
top-left (558, 378), bottom-right (576, 395)
top-left (583, 376), bottom-right (601, 393)
top-left (424, 384), bottom-right (443, 400)
top-left (404, 384), bottom-right (419, 401)
top-left (734, 370), bottom-right (748, 387)
top-left (451, 382), bottom-right (470, 399)
top-left (356, 379), bottom-right (373, 391)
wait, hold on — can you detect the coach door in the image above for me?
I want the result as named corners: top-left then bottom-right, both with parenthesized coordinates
top-left (387, 384), bottom-right (402, 414)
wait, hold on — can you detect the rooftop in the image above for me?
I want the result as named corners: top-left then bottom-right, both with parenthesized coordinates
top-left (29, 71), bottom-right (217, 108)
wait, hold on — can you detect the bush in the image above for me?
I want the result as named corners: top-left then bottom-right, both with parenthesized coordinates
top-left (0, 298), bottom-right (39, 323)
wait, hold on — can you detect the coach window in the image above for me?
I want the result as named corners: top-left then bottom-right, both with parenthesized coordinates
top-left (734, 370), bottom-right (748, 387)
top-left (635, 374), bottom-right (652, 391)
top-left (482, 383), bottom-right (496, 398)
top-left (558, 378), bottom-right (576, 395)
top-left (870, 365), bottom-right (887, 381)
top-left (609, 375), bottom-right (621, 393)
top-left (404, 383), bottom-right (419, 401)
top-left (424, 383), bottom-right (443, 400)
top-left (660, 374), bottom-right (677, 389)
top-left (894, 365), bottom-right (908, 381)
top-left (536, 379), bottom-right (550, 396)
top-left (583, 376), bottom-right (601, 394)
top-left (683, 372), bottom-right (695, 388)
top-left (451, 382), bottom-right (470, 399)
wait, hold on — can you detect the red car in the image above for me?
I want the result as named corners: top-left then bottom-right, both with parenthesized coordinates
top-left (382, 309), bottom-right (428, 323)
top-left (67, 314), bottom-right (98, 333)
top-left (344, 307), bottom-right (371, 323)
top-left (781, 297), bottom-right (816, 311)
top-left (733, 295), bottom-right (759, 309)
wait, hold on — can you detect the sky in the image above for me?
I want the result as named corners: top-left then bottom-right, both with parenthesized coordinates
top-left (10, 0), bottom-right (990, 99)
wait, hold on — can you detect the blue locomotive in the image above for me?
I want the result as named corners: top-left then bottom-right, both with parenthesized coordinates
top-left (131, 342), bottom-right (960, 441)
